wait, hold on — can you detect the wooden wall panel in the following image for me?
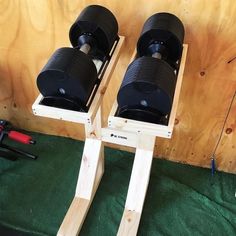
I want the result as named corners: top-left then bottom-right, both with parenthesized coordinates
top-left (0, 0), bottom-right (235, 173)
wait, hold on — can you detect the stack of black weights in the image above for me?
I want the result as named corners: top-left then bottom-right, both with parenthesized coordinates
top-left (37, 5), bottom-right (118, 111)
top-left (117, 13), bottom-right (184, 125)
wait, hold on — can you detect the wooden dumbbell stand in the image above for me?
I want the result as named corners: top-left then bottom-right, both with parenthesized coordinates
top-left (33, 41), bottom-right (187, 236)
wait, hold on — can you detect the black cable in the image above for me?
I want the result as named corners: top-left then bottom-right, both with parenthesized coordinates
top-left (212, 91), bottom-right (236, 156)
top-left (211, 91), bottom-right (236, 175)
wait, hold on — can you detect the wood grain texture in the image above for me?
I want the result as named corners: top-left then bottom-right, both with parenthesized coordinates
top-left (0, 0), bottom-right (236, 173)
top-left (117, 210), bottom-right (141, 236)
top-left (57, 197), bottom-right (90, 236)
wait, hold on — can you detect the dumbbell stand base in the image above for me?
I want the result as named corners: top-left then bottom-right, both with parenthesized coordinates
top-left (33, 41), bottom-right (186, 236)
top-left (57, 44), bottom-right (187, 236)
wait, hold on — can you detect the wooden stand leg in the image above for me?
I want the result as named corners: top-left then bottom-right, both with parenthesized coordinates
top-left (117, 135), bottom-right (156, 236)
top-left (57, 108), bottom-right (104, 236)
top-left (57, 139), bottom-right (104, 236)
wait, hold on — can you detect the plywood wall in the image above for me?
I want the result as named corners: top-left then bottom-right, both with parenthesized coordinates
top-left (0, 0), bottom-right (235, 173)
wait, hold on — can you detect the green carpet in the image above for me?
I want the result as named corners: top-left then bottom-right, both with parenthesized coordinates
top-left (0, 132), bottom-right (235, 236)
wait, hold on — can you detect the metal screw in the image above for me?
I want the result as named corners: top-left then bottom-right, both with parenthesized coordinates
top-left (140, 100), bottom-right (148, 107)
top-left (59, 88), bottom-right (66, 94)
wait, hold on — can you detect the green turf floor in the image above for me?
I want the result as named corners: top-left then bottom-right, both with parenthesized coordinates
top-left (0, 131), bottom-right (235, 236)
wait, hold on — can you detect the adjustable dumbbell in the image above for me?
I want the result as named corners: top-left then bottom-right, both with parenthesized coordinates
top-left (137, 12), bottom-right (184, 67)
top-left (117, 13), bottom-right (184, 124)
top-left (37, 5), bottom-right (118, 111)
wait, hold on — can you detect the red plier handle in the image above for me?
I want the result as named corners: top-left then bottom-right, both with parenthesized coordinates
top-left (8, 131), bottom-right (35, 145)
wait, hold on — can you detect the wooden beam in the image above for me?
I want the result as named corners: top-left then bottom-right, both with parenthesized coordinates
top-left (57, 138), bottom-right (104, 236)
top-left (168, 44), bottom-right (188, 131)
top-left (117, 135), bottom-right (155, 236)
top-left (117, 210), bottom-right (141, 236)
top-left (57, 197), bottom-right (90, 236)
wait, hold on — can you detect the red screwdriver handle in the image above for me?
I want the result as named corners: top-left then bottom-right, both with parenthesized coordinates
top-left (8, 131), bottom-right (34, 144)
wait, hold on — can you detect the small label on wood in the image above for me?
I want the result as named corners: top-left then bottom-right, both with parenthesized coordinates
top-left (110, 133), bottom-right (128, 140)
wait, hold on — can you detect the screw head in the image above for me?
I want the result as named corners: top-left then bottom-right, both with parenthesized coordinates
top-left (140, 100), bottom-right (148, 107)
top-left (59, 88), bottom-right (66, 94)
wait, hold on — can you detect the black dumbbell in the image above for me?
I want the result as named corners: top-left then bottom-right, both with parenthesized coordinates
top-left (117, 13), bottom-right (184, 124)
top-left (37, 5), bottom-right (118, 111)
top-left (69, 5), bottom-right (118, 58)
top-left (137, 12), bottom-right (184, 68)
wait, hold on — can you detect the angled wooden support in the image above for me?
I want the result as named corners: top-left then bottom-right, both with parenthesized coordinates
top-left (57, 107), bottom-right (104, 236)
top-left (57, 144), bottom-right (104, 236)
top-left (117, 135), bottom-right (155, 236)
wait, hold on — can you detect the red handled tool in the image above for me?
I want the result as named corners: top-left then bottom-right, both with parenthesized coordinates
top-left (0, 120), bottom-right (37, 160)
top-left (8, 131), bottom-right (35, 145)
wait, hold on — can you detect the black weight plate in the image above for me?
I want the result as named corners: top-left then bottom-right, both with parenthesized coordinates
top-left (117, 57), bottom-right (176, 116)
top-left (37, 47), bottom-right (97, 106)
top-left (41, 96), bottom-right (87, 112)
top-left (137, 12), bottom-right (184, 62)
top-left (69, 5), bottom-right (118, 56)
top-left (116, 105), bottom-right (167, 125)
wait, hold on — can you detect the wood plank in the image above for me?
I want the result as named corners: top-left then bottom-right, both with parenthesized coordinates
top-left (108, 102), bottom-right (171, 138)
top-left (124, 148), bottom-right (154, 212)
top-left (117, 210), bottom-right (141, 236)
top-left (57, 138), bottom-right (104, 236)
top-left (57, 197), bottom-right (90, 236)
top-left (32, 95), bottom-right (90, 124)
top-left (124, 135), bottom-right (155, 212)
top-left (101, 127), bottom-right (138, 148)
top-left (75, 138), bottom-right (103, 199)
top-left (58, 102), bottom-right (104, 235)
top-left (168, 44), bottom-right (188, 130)
top-left (118, 135), bottom-right (155, 235)
top-left (85, 107), bottom-right (102, 139)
